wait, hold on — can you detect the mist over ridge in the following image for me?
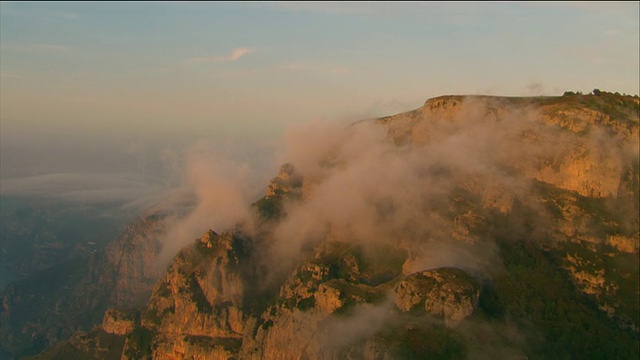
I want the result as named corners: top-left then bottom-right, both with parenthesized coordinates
top-left (117, 92), bottom-right (639, 359)
top-left (2, 2), bottom-right (638, 358)
top-left (2, 91), bottom-right (639, 360)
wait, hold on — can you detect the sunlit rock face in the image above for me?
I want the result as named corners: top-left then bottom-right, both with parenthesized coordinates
top-left (382, 94), bottom-right (638, 199)
top-left (102, 309), bottom-right (135, 336)
top-left (140, 230), bottom-right (249, 359)
top-left (26, 92), bottom-right (639, 360)
top-left (395, 268), bottom-right (480, 328)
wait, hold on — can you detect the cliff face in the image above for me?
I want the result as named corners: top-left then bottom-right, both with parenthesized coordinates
top-left (381, 94), bottom-right (638, 199)
top-left (29, 92), bottom-right (639, 360)
top-left (140, 230), bottom-right (249, 359)
top-left (101, 213), bottom-right (168, 308)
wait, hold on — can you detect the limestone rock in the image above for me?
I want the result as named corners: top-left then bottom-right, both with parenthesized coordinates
top-left (101, 309), bottom-right (134, 336)
top-left (141, 230), bottom-right (251, 358)
top-left (314, 283), bottom-right (344, 314)
top-left (265, 163), bottom-right (303, 199)
top-left (607, 235), bottom-right (639, 253)
top-left (395, 268), bottom-right (480, 327)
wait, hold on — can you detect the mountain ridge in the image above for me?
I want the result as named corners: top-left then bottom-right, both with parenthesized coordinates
top-left (8, 91), bottom-right (639, 359)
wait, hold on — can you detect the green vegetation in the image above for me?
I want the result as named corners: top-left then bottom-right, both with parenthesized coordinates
top-left (357, 244), bottom-right (407, 286)
top-left (252, 184), bottom-right (302, 222)
top-left (379, 324), bottom-right (467, 360)
top-left (552, 240), bottom-right (640, 334)
top-left (22, 330), bottom-right (126, 360)
top-left (162, 305), bottom-right (175, 316)
top-left (316, 242), bottom-right (407, 286)
top-left (284, 241), bottom-right (407, 316)
top-left (481, 182), bottom-right (639, 358)
top-left (325, 279), bottom-right (387, 317)
top-left (579, 91), bottom-right (639, 127)
top-left (477, 280), bottom-right (505, 319)
top-left (253, 316), bottom-right (274, 337)
top-left (143, 308), bottom-right (162, 326)
top-left (155, 281), bottom-right (172, 298)
top-left (601, 249), bottom-right (640, 330)
top-left (13, 91), bottom-right (640, 359)
top-left (533, 179), bottom-right (639, 238)
top-left (183, 335), bottom-right (242, 353)
top-left (251, 170), bottom-right (303, 222)
top-left (252, 195), bottom-right (284, 221)
top-left (492, 237), bottom-right (639, 359)
top-left (261, 319), bottom-right (273, 331)
top-left (296, 296), bottom-right (316, 311)
top-left (124, 327), bottom-right (155, 360)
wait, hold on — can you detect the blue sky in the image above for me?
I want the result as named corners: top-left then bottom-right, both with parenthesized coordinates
top-left (0, 1), bottom-right (638, 194)
top-left (1, 1), bottom-right (638, 141)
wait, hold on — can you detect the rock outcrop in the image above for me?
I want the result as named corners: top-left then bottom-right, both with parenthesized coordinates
top-left (102, 309), bottom-right (135, 336)
top-left (140, 230), bottom-right (250, 359)
top-left (380, 94), bottom-right (638, 199)
top-left (395, 268), bottom-right (480, 327)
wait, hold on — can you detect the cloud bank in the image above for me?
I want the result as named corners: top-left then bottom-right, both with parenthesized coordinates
top-left (260, 96), bottom-right (636, 280)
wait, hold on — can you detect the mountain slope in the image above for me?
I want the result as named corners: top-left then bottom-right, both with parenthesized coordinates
top-left (30, 92), bottom-right (639, 359)
top-left (0, 210), bottom-right (172, 359)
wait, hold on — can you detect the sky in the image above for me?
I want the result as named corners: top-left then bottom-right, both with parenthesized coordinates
top-left (1, 1), bottom-right (639, 200)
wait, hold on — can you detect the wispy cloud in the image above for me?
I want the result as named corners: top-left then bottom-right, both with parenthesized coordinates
top-left (186, 47), bottom-right (254, 64)
top-left (0, 72), bottom-right (20, 78)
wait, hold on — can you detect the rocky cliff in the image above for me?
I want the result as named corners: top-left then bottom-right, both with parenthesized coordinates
top-left (28, 92), bottom-right (639, 359)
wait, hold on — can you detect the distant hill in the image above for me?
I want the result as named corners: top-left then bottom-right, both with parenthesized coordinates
top-left (0, 197), bottom-right (130, 290)
top-left (0, 208), bottom-right (173, 359)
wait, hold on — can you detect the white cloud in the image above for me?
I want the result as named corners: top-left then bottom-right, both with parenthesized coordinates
top-left (186, 47), bottom-right (254, 64)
